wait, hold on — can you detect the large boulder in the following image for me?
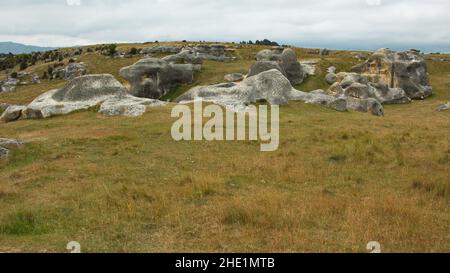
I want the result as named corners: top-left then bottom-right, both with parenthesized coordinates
top-left (437, 102), bottom-right (450, 112)
top-left (23, 74), bottom-right (127, 119)
top-left (141, 45), bottom-right (183, 55)
top-left (289, 89), bottom-right (348, 112)
top-left (99, 96), bottom-right (167, 117)
top-left (346, 97), bottom-right (384, 116)
top-left (52, 63), bottom-right (87, 80)
top-left (252, 48), bottom-right (306, 85)
top-left (162, 49), bottom-right (203, 65)
top-left (176, 69), bottom-right (294, 111)
top-left (1, 78), bottom-right (19, 92)
top-left (248, 61), bottom-right (286, 78)
top-left (351, 48), bottom-right (432, 99)
top-left (176, 69), bottom-right (382, 116)
top-left (120, 58), bottom-right (196, 99)
top-left (0, 105), bottom-right (26, 123)
top-left (192, 44), bottom-right (228, 61)
top-left (327, 72), bottom-right (411, 104)
top-left (325, 73), bottom-right (337, 85)
top-left (1, 74), bottom-right (166, 122)
top-left (280, 49), bottom-right (306, 85)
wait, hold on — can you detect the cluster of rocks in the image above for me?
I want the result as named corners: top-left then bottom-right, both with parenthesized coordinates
top-left (437, 102), bottom-right (450, 112)
top-left (0, 72), bottom-right (41, 93)
top-left (249, 47), bottom-right (307, 85)
top-left (0, 74), bottom-right (166, 123)
top-left (141, 44), bottom-right (235, 63)
top-left (351, 48), bottom-right (432, 100)
top-left (0, 78), bottom-right (19, 92)
top-left (323, 48), bottom-right (432, 106)
top-left (0, 138), bottom-right (24, 159)
top-left (119, 58), bottom-right (198, 99)
top-left (51, 62), bottom-right (87, 80)
top-left (176, 69), bottom-right (384, 116)
top-left (326, 72), bottom-right (411, 104)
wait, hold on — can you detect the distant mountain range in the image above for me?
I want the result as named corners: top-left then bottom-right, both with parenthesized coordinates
top-left (0, 42), bottom-right (57, 54)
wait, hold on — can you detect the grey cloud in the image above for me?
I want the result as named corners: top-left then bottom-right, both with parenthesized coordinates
top-left (0, 0), bottom-right (449, 52)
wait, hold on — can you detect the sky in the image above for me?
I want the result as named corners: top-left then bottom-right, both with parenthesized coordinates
top-left (1, 0), bottom-right (449, 52)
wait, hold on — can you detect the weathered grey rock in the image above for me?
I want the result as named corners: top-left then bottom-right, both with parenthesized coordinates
top-left (99, 96), bottom-right (167, 117)
top-left (120, 58), bottom-right (195, 99)
top-left (0, 105), bottom-right (26, 123)
top-left (141, 45), bottom-right (183, 55)
top-left (437, 102), bottom-right (450, 112)
top-left (351, 48), bottom-right (432, 99)
top-left (52, 63), bottom-right (87, 80)
top-left (256, 49), bottom-right (282, 62)
top-left (0, 138), bottom-right (24, 158)
top-left (0, 147), bottom-right (8, 158)
top-left (328, 72), bottom-right (411, 104)
top-left (289, 90), bottom-right (348, 112)
top-left (345, 97), bottom-right (384, 116)
top-left (224, 73), bottom-right (244, 82)
top-left (162, 49), bottom-right (203, 64)
top-left (177, 69), bottom-right (294, 111)
top-left (248, 61), bottom-right (286, 78)
top-left (177, 69), bottom-right (382, 116)
top-left (24, 74), bottom-right (127, 118)
top-left (0, 103), bottom-right (10, 113)
top-left (31, 74), bottom-right (41, 84)
top-left (327, 66), bottom-right (337, 74)
top-left (280, 49), bottom-right (306, 85)
top-left (0, 74), bottom-right (168, 121)
top-left (300, 61), bottom-right (317, 76)
top-left (0, 138), bottom-right (24, 146)
top-left (253, 48), bottom-right (306, 85)
top-left (325, 73), bottom-right (337, 85)
top-left (1, 78), bottom-right (19, 92)
top-left (192, 44), bottom-right (229, 61)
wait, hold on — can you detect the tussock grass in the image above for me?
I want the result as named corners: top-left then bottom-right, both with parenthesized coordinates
top-left (0, 44), bottom-right (449, 252)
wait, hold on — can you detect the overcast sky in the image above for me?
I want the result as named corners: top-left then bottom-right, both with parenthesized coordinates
top-left (1, 0), bottom-right (449, 52)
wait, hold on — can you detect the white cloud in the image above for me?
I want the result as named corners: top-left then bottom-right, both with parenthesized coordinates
top-left (1, 0), bottom-right (449, 52)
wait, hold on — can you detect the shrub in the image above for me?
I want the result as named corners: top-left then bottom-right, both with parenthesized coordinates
top-left (129, 47), bottom-right (138, 55)
top-left (107, 44), bottom-right (117, 56)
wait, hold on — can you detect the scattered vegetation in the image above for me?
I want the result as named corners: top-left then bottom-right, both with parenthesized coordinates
top-left (0, 42), bottom-right (449, 253)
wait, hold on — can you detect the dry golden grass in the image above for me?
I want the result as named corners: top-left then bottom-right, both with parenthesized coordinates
top-left (0, 44), bottom-right (449, 253)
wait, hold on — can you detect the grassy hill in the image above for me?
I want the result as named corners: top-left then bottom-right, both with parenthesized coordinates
top-left (0, 43), bottom-right (449, 252)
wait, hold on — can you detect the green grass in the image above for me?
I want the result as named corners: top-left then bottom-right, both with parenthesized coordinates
top-left (0, 43), bottom-right (449, 253)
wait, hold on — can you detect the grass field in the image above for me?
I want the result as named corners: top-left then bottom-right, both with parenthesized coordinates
top-left (0, 43), bottom-right (449, 253)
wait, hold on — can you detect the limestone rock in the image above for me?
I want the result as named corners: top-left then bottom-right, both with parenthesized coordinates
top-left (328, 72), bottom-right (411, 104)
top-left (224, 73), bottom-right (244, 82)
top-left (99, 96), bottom-right (167, 117)
top-left (252, 48), bottom-right (306, 85)
top-left (437, 102), bottom-right (450, 112)
top-left (1, 78), bottom-right (19, 92)
top-left (351, 48), bottom-right (432, 99)
top-left (0, 105), bottom-right (26, 123)
top-left (325, 73), bottom-right (337, 85)
top-left (141, 45), bottom-right (183, 55)
top-left (0, 147), bottom-right (8, 158)
top-left (52, 63), bottom-right (87, 80)
top-left (177, 69), bottom-right (294, 111)
top-left (248, 61), bottom-right (286, 78)
top-left (120, 58), bottom-right (195, 99)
